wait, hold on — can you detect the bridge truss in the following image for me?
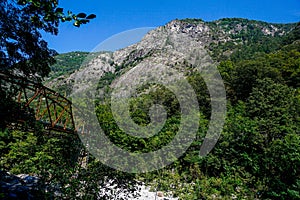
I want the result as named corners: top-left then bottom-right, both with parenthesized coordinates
top-left (0, 72), bottom-right (75, 134)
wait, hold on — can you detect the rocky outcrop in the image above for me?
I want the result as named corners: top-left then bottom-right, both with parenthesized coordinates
top-left (0, 171), bottom-right (40, 199)
top-left (46, 18), bottom-right (296, 97)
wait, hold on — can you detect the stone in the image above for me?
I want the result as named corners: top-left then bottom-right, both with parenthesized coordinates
top-left (157, 191), bottom-right (164, 197)
top-left (0, 170), bottom-right (40, 199)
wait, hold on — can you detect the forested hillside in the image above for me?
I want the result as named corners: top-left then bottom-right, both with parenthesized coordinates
top-left (47, 51), bottom-right (103, 80)
top-left (1, 18), bottom-right (299, 199)
top-left (91, 18), bottom-right (300, 199)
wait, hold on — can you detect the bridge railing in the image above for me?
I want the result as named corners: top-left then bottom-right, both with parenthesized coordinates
top-left (0, 72), bottom-right (75, 134)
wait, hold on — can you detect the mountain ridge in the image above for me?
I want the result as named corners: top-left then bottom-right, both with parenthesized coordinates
top-left (46, 18), bottom-right (299, 96)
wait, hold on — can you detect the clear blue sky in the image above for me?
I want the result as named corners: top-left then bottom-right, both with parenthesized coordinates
top-left (43, 0), bottom-right (300, 53)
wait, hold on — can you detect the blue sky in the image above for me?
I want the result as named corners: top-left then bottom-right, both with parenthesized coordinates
top-left (43, 0), bottom-right (300, 53)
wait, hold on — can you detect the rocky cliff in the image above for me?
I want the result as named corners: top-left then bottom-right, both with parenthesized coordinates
top-left (46, 18), bottom-right (297, 95)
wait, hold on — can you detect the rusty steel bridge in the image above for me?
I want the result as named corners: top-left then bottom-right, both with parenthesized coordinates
top-left (0, 72), bottom-right (75, 134)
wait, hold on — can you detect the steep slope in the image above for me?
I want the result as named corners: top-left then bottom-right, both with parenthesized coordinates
top-left (47, 18), bottom-right (298, 96)
top-left (32, 18), bottom-right (300, 199)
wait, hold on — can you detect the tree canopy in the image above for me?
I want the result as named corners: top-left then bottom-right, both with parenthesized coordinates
top-left (0, 0), bottom-right (95, 80)
top-left (1, 14), bottom-right (299, 199)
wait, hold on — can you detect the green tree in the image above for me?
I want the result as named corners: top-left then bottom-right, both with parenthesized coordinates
top-left (232, 59), bottom-right (282, 101)
top-left (0, 1), bottom-right (140, 199)
top-left (0, 0), bottom-right (95, 79)
top-left (0, 0), bottom-right (96, 127)
top-left (246, 78), bottom-right (299, 141)
top-left (264, 133), bottom-right (300, 199)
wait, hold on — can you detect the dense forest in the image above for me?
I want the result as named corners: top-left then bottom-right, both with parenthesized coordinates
top-left (93, 19), bottom-right (300, 199)
top-left (1, 18), bottom-right (300, 199)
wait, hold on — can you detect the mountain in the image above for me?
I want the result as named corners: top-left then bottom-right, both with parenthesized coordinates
top-left (46, 18), bottom-right (298, 96)
top-left (43, 18), bottom-right (300, 199)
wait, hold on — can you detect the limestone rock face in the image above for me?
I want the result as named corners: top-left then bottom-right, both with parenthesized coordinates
top-left (49, 20), bottom-right (212, 95)
top-left (47, 18), bottom-right (295, 97)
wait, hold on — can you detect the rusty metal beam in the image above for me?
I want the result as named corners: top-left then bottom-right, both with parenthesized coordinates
top-left (0, 72), bottom-right (76, 134)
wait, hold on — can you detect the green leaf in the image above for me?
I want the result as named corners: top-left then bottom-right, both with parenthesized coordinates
top-left (77, 13), bottom-right (87, 18)
top-left (73, 21), bottom-right (80, 27)
top-left (65, 16), bottom-right (72, 21)
top-left (86, 14), bottom-right (96, 19)
top-left (17, 0), bottom-right (27, 5)
top-left (72, 15), bottom-right (77, 20)
top-left (79, 19), bottom-right (89, 24)
top-left (55, 7), bottom-right (63, 13)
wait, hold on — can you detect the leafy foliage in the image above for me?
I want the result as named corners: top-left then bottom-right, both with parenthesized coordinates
top-left (0, 0), bottom-right (95, 80)
top-left (48, 51), bottom-right (90, 79)
top-left (1, 17), bottom-right (300, 199)
top-left (113, 20), bottom-right (299, 199)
